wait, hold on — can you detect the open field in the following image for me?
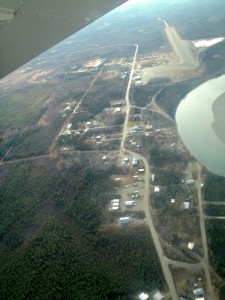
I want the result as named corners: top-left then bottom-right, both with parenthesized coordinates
top-left (0, 84), bottom-right (53, 132)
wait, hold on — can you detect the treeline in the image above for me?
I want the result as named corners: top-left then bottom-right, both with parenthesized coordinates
top-left (4, 114), bottom-right (64, 160)
top-left (149, 146), bottom-right (184, 168)
top-left (153, 168), bottom-right (182, 186)
top-left (203, 173), bottom-right (225, 202)
top-left (0, 162), bottom-right (164, 299)
top-left (156, 80), bottom-right (199, 118)
top-left (205, 205), bottom-right (225, 217)
top-left (132, 78), bottom-right (170, 107)
top-left (0, 220), bottom-right (163, 300)
top-left (82, 78), bottom-right (125, 114)
top-left (57, 134), bottom-right (93, 151)
top-left (207, 220), bottom-right (225, 278)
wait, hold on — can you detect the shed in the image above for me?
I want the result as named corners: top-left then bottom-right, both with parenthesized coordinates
top-left (153, 291), bottom-right (164, 300)
top-left (186, 179), bottom-right (194, 185)
top-left (131, 125), bottom-right (142, 132)
top-left (111, 199), bottom-right (120, 203)
top-left (111, 206), bottom-right (119, 211)
top-left (125, 201), bottom-right (134, 206)
top-left (131, 142), bottom-right (137, 146)
top-left (154, 186), bottom-right (160, 193)
top-left (184, 201), bottom-right (190, 209)
top-left (132, 158), bottom-right (139, 166)
top-left (138, 292), bottom-right (149, 300)
top-left (193, 288), bottom-right (204, 297)
top-left (188, 242), bottom-right (195, 250)
top-left (115, 177), bottom-right (123, 181)
top-left (138, 168), bottom-right (145, 172)
top-left (119, 217), bottom-right (130, 224)
top-left (152, 174), bottom-right (155, 182)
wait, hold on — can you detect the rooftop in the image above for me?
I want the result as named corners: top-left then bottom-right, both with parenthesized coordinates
top-left (138, 292), bottom-right (149, 300)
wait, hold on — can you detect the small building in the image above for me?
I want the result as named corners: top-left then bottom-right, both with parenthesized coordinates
top-left (115, 107), bottom-right (121, 113)
top-left (132, 158), bottom-right (139, 166)
top-left (134, 75), bottom-right (141, 80)
top-left (188, 242), bottom-right (195, 250)
top-left (131, 125), bottom-right (142, 133)
top-left (171, 198), bottom-right (175, 203)
top-left (112, 203), bottom-right (119, 207)
top-left (193, 288), bottom-right (204, 297)
top-left (184, 201), bottom-right (190, 209)
top-left (138, 168), bottom-right (145, 173)
top-left (125, 200), bottom-right (134, 207)
top-left (153, 291), bottom-right (164, 300)
top-left (152, 174), bottom-right (155, 182)
top-left (111, 199), bottom-right (120, 203)
top-left (186, 179), bottom-right (195, 185)
top-left (119, 217), bottom-right (130, 224)
top-left (111, 206), bottom-right (119, 211)
top-left (132, 191), bottom-right (139, 198)
top-left (115, 177), bottom-right (123, 181)
top-left (154, 186), bottom-right (160, 193)
top-left (138, 292), bottom-right (149, 300)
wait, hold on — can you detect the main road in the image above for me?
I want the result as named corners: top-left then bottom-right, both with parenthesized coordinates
top-left (196, 163), bottom-right (215, 299)
top-left (120, 44), bottom-right (179, 300)
top-left (120, 37), bottom-right (216, 298)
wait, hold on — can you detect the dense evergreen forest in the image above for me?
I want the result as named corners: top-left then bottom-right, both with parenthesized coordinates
top-left (207, 220), bottom-right (225, 279)
top-left (203, 173), bottom-right (225, 202)
top-left (0, 159), bottom-right (164, 299)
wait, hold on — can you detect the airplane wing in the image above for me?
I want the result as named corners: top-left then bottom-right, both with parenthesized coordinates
top-left (0, 0), bottom-right (127, 79)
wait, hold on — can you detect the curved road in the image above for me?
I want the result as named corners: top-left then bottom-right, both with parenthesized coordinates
top-left (120, 41), bottom-right (215, 299)
top-left (120, 44), bottom-right (179, 300)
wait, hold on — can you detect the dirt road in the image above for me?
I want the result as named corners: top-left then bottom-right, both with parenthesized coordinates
top-left (120, 44), bottom-right (139, 154)
top-left (196, 163), bottom-right (215, 299)
top-left (120, 44), bottom-right (179, 300)
top-left (120, 39), bottom-right (216, 299)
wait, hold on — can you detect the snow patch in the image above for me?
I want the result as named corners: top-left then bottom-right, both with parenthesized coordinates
top-left (194, 37), bottom-right (224, 48)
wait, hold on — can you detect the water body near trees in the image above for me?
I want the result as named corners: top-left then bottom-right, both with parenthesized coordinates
top-left (176, 74), bottom-right (225, 176)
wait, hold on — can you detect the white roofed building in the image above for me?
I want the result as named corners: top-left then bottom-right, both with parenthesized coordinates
top-left (153, 291), bottom-right (164, 300)
top-left (154, 186), bottom-right (160, 193)
top-left (138, 292), bottom-right (149, 300)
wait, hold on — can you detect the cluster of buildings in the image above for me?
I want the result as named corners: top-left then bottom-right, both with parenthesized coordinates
top-left (110, 199), bottom-right (120, 211)
top-left (138, 290), bottom-right (164, 300)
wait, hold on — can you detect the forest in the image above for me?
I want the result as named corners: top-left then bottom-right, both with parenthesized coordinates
top-left (149, 145), bottom-right (184, 168)
top-left (203, 173), bottom-right (225, 202)
top-left (0, 159), bottom-right (164, 299)
top-left (131, 78), bottom-right (170, 107)
top-left (207, 220), bottom-right (225, 279)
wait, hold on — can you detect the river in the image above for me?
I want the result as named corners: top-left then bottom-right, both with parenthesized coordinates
top-left (176, 74), bottom-right (225, 176)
